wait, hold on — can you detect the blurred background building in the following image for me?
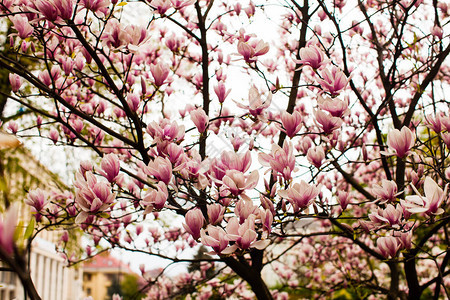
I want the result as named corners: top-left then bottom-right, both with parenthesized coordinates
top-left (0, 147), bottom-right (83, 300)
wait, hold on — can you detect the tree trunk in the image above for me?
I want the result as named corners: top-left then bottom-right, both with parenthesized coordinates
top-left (404, 254), bottom-right (421, 300)
top-left (0, 249), bottom-right (42, 300)
top-left (246, 273), bottom-right (273, 300)
top-left (222, 256), bottom-right (274, 300)
top-left (18, 271), bottom-right (42, 300)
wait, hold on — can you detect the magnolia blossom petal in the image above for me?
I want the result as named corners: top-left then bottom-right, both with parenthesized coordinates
top-left (252, 239), bottom-right (270, 250)
top-left (220, 244), bottom-right (238, 255)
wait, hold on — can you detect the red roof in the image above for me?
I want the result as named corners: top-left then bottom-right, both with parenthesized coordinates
top-left (84, 253), bottom-right (133, 273)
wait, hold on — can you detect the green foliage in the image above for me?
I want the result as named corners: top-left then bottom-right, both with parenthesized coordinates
top-left (120, 274), bottom-right (146, 300)
top-left (274, 284), bottom-right (379, 299)
top-left (106, 276), bottom-right (122, 300)
top-left (106, 273), bottom-right (146, 300)
top-left (420, 288), bottom-right (433, 300)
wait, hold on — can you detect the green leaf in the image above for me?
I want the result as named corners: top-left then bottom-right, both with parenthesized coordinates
top-left (24, 217), bottom-right (35, 240)
top-left (98, 212), bottom-right (110, 219)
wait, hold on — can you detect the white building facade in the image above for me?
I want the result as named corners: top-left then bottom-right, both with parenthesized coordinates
top-left (0, 238), bottom-right (83, 300)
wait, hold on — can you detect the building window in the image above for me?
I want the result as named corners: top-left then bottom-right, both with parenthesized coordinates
top-left (87, 288), bottom-right (92, 295)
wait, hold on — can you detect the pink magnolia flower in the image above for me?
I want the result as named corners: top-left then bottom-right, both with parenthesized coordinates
top-left (376, 236), bottom-right (400, 258)
top-left (207, 204), bottom-right (225, 225)
top-left (200, 225), bottom-right (229, 254)
top-left (80, 0), bottom-right (110, 15)
top-left (280, 111), bottom-right (302, 138)
top-left (441, 115), bottom-right (450, 132)
top-left (53, 0), bottom-right (74, 20)
top-left (190, 108), bottom-right (209, 133)
top-left (9, 74), bottom-right (22, 92)
top-left (112, 294), bottom-right (122, 300)
top-left (173, 150), bottom-right (210, 190)
top-left (25, 188), bottom-right (48, 215)
top-left (396, 231), bottom-right (412, 250)
top-left (61, 231), bottom-right (69, 243)
top-left (165, 34), bottom-right (183, 52)
top-left (259, 209), bottom-right (273, 234)
top-left (368, 204), bottom-right (404, 228)
top-left (258, 140), bottom-right (296, 180)
top-left (297, 136), bottom-right (312, 155)
top-left (315, 110), bottom-right (343, 134)
top-left (307, 146), bottom-right (325, 168)
top-left (59, 58), bottom-right (75, 76)
top-left (236, 86), bottom-right (272, 118)
top-left (74, 171), bottom-right (116, 223)
top-left (337, 191), bottom-right (351, 210)
top-left (150, 64), bottom-right (170, 86)
top-left (99, 153), bottom-right (120, 182)
top-left (209, 160), bottom-right (227, 184)
top-left (234, 3), bottom-right (242, 15)
top-left (214, 82), bottom-right (231, 103)
top-left (142, 181), bottom-right (169, 212)
top-left (350, 20), bottom-right (364, 36)
top-left (230, 135), bottom-right (244, 151)
top-left (102, 20), bottom-right (126, 48)
top-left (237, 40), bottom-right (269, 63)
top-left (170, 0), bottom-right (195, 10)
top-left (317, 96), bottom-right (349, 118)
top-left (147, 119), bottom-right (185, 143)
top-left (222, 170), bottom-right (259, 197)
top-left (145, 157), bottom-right (173, 185)
top-left (10, 15), bottom-right (34, 39)
top-left (165, 143), bottom-right (186, 166)
top-left (402, 177), bottom-right (448, 215)
top-left (0, 204), bottom-right (18, 254)
top-left (235, 199), bottom-right (259, 224)
top-left (224, 216), bottom-right (269, 253)
top-left (318, 9), bottom-right (327, 20)
top-left (125, 25), bottom-right (150, 50)
top-left (442, 132), bottom-right (450, 148)
top-left (74, 55), bottom-right (85, 70)
top-left (127, 93), bottom-right (140, 111)
top-left (39, 66), bottom-right (61, 86)
top-left (426, 113), bottom-right (443, 133)
top-left (371, 180), bottom-right (399, 203)
top-left (35, 0), bottom-right (59, 21)
top-left (210, 150), bottom-right (252, 182)
top-left (296, 45), bottom-right (328, 69)
top-left (80, 161), bottom-right (93, 174)
top-left (151, 0), bottom-right (172, 14)
top-left (278, 181), bottom-right (320, 213)
top-left (48, 128), bottom-right (59, 144)
top-left (244, 1), bottom-right (256, 17)
top-left (183, 209), bottom-right (205, 240)
top-left (69, 118), bottom-right (83, 133)
top-left (431, 25), bottom-right (443, 39)
top-left (248, 87), bottom-right (271, 117)
top-left (317, 66), bottom-right (349, 96)
top-left (386, 126), bottom-right (415, 158)
top-left (334, 0), bottom-right (346, 10)
top-left (136, 224), bottom-right (144, 236)
top-left (37, 70), bottom-right (51, 87)
top-left (7, 121), bottom-right (18, 134)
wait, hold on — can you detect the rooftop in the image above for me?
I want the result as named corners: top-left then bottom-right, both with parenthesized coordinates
top-left (83, 253), bottom-right (133, 273)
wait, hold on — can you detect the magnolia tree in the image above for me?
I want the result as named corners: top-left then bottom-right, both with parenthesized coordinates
top-left (0, 0), bottom-right (449, 299)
